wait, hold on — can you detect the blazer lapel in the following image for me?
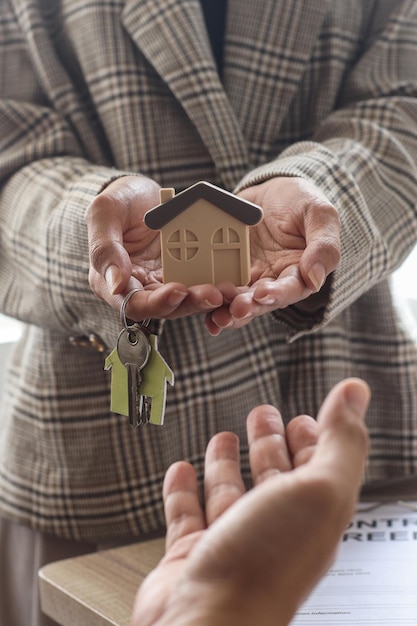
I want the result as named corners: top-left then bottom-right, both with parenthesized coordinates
top-left (122, 0), bottom-right (330, 187)
top-left (224, 0), bottom-right (330, 165)
top-left (122, 0), bottom-right (249, 189)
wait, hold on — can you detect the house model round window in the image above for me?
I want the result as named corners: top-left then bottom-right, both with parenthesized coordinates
top-left (167, 229), bottom-right (199, 260)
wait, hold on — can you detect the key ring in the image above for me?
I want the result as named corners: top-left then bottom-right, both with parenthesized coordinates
top-left (120, 288), bottom-right (150, 331)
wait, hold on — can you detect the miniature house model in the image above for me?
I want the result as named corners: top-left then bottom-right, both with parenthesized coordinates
top-left (144, 181), bottom-right (263, 287)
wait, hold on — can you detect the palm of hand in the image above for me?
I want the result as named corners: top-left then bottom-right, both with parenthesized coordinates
top-left (133, 531), bottom-right (204, 625)
top-left (249, 207), bottom-right (306, 282)
top-left (127, 227), bottom-right (163, 284)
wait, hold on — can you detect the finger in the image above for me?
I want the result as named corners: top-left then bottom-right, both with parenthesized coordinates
top-left (204, 432), bottom-right (246, 525)
top-left (299, 201), bottom-right (341, 293)
top-left (182, 284), bottom-right (224, 314)
top-left (120, 283), bottom-right (226, 321)
top-left (206, 270), bottom-right (313, 332)
top-left (209, 290), bottom-right (263, 329)
top-left (252, 267), bottom-right (313, 310)
top-left (87, 275), bottom-right (186, 321)
top-left (204, 312), bottom-right (224, 336)
top-left (163, 461), bottom-right (205, 551)
top-left (208, 266), bottom-right (314, 329)
top-left (86, 176), bottom-right (161, 296)
top-left (209, 300), bottom-right (252, 331)
top-left (123, 283), bottom-right (189, 320)
top-left (207, 290), bottom-right (282, 331)
top-left (156, 284), bottom-right (224, 319)
top-left (308, 378), bottom-right (370, 495)
top-left (247, 405), bottom-right (292, 485)
top-left (203, 282), bottom-right (242, 333)
top-left (86, 197), bottom-right (133, 297)
top-left (218, 269), bottom-right (313, 323)
top-left (285, 414), bottom-right (319, 467)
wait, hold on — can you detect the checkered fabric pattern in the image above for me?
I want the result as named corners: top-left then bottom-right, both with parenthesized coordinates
top-left (1, 0), bottom-right (417, 541)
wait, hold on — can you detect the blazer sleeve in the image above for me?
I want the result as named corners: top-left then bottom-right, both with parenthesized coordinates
top-left (0, 4), bottom-right (128, 347)
top-left (236, 0), bottom-right (417, 339)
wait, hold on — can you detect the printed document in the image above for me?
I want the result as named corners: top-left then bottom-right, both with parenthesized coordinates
top-left (291, 501), bottom-right (417, 624)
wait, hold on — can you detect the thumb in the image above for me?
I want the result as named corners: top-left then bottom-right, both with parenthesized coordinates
top-left (312, 378), bottom-right (370, 492)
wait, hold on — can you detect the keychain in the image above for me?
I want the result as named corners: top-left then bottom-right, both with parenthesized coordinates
top-left (105, 289), bottom-right (174, 427)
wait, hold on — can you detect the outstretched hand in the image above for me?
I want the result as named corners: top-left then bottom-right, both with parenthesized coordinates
top-left (132, 378), bottom-right (370, 626)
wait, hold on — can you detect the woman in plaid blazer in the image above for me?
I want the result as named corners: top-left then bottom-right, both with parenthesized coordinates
top-left (0, 1), bottom-right (417, 623)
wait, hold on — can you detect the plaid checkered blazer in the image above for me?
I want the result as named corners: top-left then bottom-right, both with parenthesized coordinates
top-left (1, 0), bottom-right (417, 542)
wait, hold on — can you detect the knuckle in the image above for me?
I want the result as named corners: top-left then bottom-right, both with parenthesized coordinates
top-left (89, 238), bottom-right (111, 270)
top-left (85, 195), bottom-right (103, 224)
top-left (325, 236), bottom-right (341, 266)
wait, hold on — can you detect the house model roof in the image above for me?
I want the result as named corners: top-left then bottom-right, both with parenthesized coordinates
top-left (144, 181), bottom-right (263, 229)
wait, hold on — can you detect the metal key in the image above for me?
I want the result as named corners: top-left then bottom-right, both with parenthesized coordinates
top-left (139, 334), bottom-right (174, 426)
top-left (116, 324), bottom-right (151, 427)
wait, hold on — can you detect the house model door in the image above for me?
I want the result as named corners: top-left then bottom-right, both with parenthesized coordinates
top-left (211, 226), bottom-right (245, 285)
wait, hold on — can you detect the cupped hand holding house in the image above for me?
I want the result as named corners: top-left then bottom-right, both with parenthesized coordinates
top-left (205, 176), bottom-right (341, 335)
top-left (86, 175), bottom-right (230, 323)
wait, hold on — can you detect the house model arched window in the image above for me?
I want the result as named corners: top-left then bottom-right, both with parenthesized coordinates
top-left (144, 181), bottom-right (263, 287)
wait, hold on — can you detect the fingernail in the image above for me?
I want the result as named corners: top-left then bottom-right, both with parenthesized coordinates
top-left (203, 299), bottom-right (220, 309)
top-left (265, 414), bottom-right (282, 430)
top-left (308, 262), bottom-right (326, 292)
top-left (217, 320), bottom-right (233, 329)
top-left (232, 312), bottom-right (252, 321)
top-left (254, 295), bottom-right (276, 306)
top-left (105, 265), bottom-right (123, 295)
top-left (167, 289), bottom-right (188, 307)
top-left (345, 381), bottom-right (370, 417)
